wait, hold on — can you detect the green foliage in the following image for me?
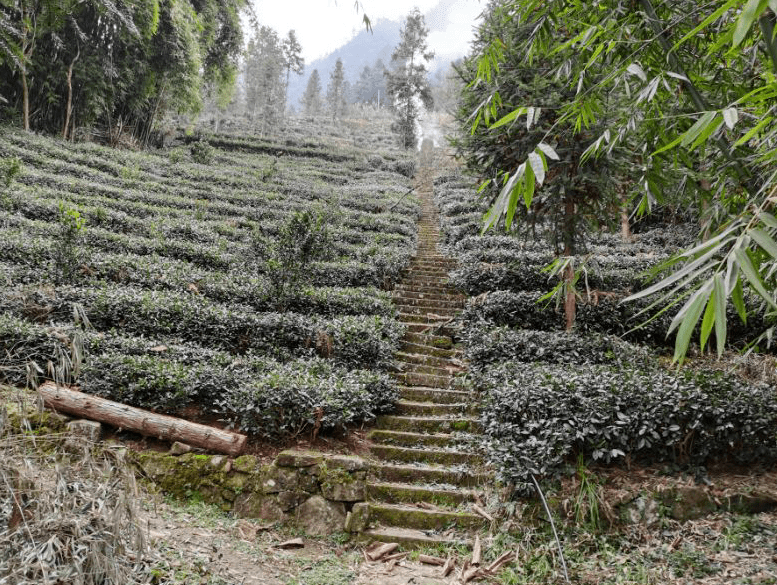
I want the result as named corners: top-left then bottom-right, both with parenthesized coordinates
top-left (478, 360), bottom-right (777, 492)
top-left (0, 155), bottom-right (22, 210)
top-left (189, 139), bottom-right (215, 165)
top-left (302, 69), bottom-right (323, 116)
top-left (54, 202), bottom-right (86, 283)
top-left (326, 58), bottom-right (347, 121)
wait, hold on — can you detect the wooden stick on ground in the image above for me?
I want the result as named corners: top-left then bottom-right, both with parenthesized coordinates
top-left (440, 557), bottom-right (455, 577)
top-left (485, 551), bottom-right (514, 574)
top-left (366, 542), bottom-right (398, 561)
top-left (418, 554), bottom-right (445, 566)
top-left (471, 534), bottom-right (482, 566)
top-left (472, 504), bottom-right (494, 522)
top-left (38, 382), bottom-right (247, 456)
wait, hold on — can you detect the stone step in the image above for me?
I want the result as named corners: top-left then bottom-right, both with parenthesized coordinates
top-left (367, 429), bottom-right (474, 448)
top-left (398, 386), bottom-right (474, 405)
top-left (391, 296), bottom-right (464, 310)
top-left (391, 371), bottom-right (452, 389)
top-left (399, 276), bottom-right (452, 286)
top-left (394, 400), bottom-right (475, 417)
top-left (395, 351), bottom-right (457, 369)
top-left (367, 482), bottom-right (475, 507)
top-left (400, 322), bottom-right (458, 335)
top-left (370, 444), bottom-right (479, 466)
top-left (359, 527), bottom-right (467, 548)
top-left (395, 304), bottom-right (460, 318)
top-left (399, 341), bottom-right (458, 358)
top-left (403, 331), bottom-right (455, 349)
top-left (403, 269), bottom-right (452, 278)
top-left (397, 312), bottom-right (455, 324)
top-left (375, 415), bottom-right (480, 434)
top-left (391, 290), bottom-right (464, 303)
top-left (395, 283), bottom-right (462, 295)
top-left (369, 503), bottom-right (486, 532)
top-left (395, 362), bottom-right (458, 377)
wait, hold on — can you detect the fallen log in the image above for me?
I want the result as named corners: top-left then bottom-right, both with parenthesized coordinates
top-left (38, 382), bottom-right (247, 456)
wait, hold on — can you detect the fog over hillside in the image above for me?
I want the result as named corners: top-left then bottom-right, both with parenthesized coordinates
top-left (287, 0), bottom-right (481, 109)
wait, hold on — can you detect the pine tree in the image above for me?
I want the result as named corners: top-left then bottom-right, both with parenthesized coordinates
top-left (244, 25), bottom-right (285, 136)
top-left (326, 58), bottom-right (345, 121)
top-left (386, 8), bottom-right (434, 149)
top-left (301, 69), bottom-right (322, 116)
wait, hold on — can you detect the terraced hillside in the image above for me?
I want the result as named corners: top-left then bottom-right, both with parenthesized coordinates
top-left (0, 126), bottom-right (420, 438)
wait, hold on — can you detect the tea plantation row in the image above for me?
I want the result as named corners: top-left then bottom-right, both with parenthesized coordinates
top-left (434, 173), bottom-right (777, 493)
top-left (0, 124), bottom-right (419, 438)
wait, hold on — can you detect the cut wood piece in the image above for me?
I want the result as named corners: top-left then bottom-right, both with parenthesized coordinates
top-left (472, 504), bottom-right (494, 522)
top-left (367, 542), bottom-right (398, 561)
top-left (273, 537), bottom-right (304, 549)
top-left (441, 557), bottom-right (455, 577)
top-left (418, 554), bottom-right (445, 566)
top-left (461, 567), bottom-right (481, 583)
top-left (382, 552), bottom-right (408, 563)
top-left (38, 382), bottom-right (246, 456)
top-left (485, 551), bottom-right (514, 574)
top-left (471, 534), bottom-right (481, 566)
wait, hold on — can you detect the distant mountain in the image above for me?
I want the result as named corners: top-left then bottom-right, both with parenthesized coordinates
top-left (288, 0), bottom-right (475, 110)
top-left (287, 18), bottom-right (400, 109)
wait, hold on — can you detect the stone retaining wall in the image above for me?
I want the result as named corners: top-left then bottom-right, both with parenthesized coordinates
top-left (134, 449), bottom-right (370, 535)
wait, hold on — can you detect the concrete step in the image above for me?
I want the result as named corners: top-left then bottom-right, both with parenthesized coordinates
top-left (367, 482), bottom-right (475, 507)
top-left (394, 283), bottom-right (462, 295)
top-left (400, 322), bottom-right (458, 335)
top-left (398, 341), bottom-right (457, 358)
top-left (375, 415), bottom-right (480, 434)
top-left (403, 332), bottom-right (455, 349)
top-left (369, 503), bottom-right (486, 532)
top-left (394, 400), bottom-right (475, 417)
top-left (367, 429), bottom-right (475, 448)
top-left (391, 371), bottom-right (452, 389)
top-left (398, 386), bottom-right (474, 405)
top-left (359, 527), bottom-right (467, 548)
top-left (394, 362), bottom-right (458, 377)
top-left (395, 351), bottom-right (458, 369)
top-left (397, 311), bottom-right (455, 324)
top-left (391, 295), bottom-right (464, 310)
top-left (390, 290), bottom-right (464, 303)
top-left (395, 304), bottom-right (460, 318)
top-left (370, 444), bottom-right (480, 466)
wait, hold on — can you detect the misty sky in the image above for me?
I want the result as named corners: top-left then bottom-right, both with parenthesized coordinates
top-left (250, 0), bottom-right (486, 62)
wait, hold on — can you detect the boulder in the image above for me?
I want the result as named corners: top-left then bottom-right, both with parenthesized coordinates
top-left (234, 493), bottom-right (284, 522)
top-left (296, 495), bottom-right (346, 535)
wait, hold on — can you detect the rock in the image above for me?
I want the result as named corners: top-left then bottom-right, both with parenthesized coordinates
top-left (276, 490), bottom-right (308, 512)
top-left (295, 495), bottom-right (346, 535)
top-left (326, 454), bottom-right (367, 472)
top-left (622, 496), bottom-right (660, 526)
top-left (659, 487), bottom-right (717, 522)
top-left (321, 477), bottom-right (365, 502)
top-left (232, 455), bottom-right (258, 473)
top-left (210, 455), bottom-right (226, 468)
top-left (263, 465), bottom-right (298, 494)
top-left (344, 502), bottom-right (370, 533)
top-left (66, 419), bottom-right (102, 442)
top-left (298, 472), bottom-right (319, 493)
top-left (170, 441), bottom-right (192, 455)
top-left (276, 450), bottom-right (324, 468)
top-left (233, 493), bottom-right (285, 522)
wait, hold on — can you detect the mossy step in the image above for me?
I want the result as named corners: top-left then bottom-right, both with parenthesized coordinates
top-left (394, 400), bottom-right (475, 417)
top-left (368, 482), bottom-right (475, 507)
top-left (367, 429), bottom-right (474, 448)
top-left (395, 305), bottom-right (460, 318)
top-left (397, 312), bottom-right (455, 325)
top-left (391, 290), bottom-right (464, 303)
top-left (391, 296), bottom-right (464, 309)
top-left (403, 332), bottom-right (456, 348)
top-left (398, 386), bottom-right (474, 404)
top-left (391, 372), bottom-right (452, 389)
top-left (400, 277), bottom-right (452, 287)
top-left (401, 322), bottom-right (459, 336)
top-left (375, 415), bottom-right (481, 433)
top-left (394, 362), bottom-right (457, 377)
top-left (399, 341), bottom-right (457, 358)
top-left (369, 503), bottom-right (486, 532)
top-left (369, 444), bottom-right (479, 466)
top-left (395, 351), bottom-right (457, 368)
top-left (394, 283), bottom-right (461, 295)
top-left (359, 527), bottom-right (467, 549)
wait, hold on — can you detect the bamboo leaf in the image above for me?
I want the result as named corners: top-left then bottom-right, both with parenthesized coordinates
top-left (732, 276), bottom-right (747, 324)
top-left (528, 151), bottom-right (545, 185)
top-left (700, 289), bottom-right (716, 352)
top-left (537, 142), bottom-right (560, 160)
top-left (733, 0), bottom-right (769, 48)
top-left (626, 63), bottom-right (646, 82)
top-left (734, 116), bottom-right (773, 146)
top-left (680, 111), bottom-right (718, 148)
top-left (722, 107), bottom-right (739, 130)
top-left (713, 274), bottom-right (727, 356)
top-left (489, 107), bottom-right (528, 129)
top-left (524, 162), bottom-right (535, 210)
top-left (751, 227), bottom-right (777, 259)
top-left (757, 211), bottom-right (777, 230)
top-left (734, 247), bottom-right (777, 309)
top-left (673, 0), bottom-right (739, 49)
top-left (672, 286), bottom-right (710, 364)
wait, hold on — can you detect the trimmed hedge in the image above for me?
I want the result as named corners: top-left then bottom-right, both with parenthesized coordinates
top-left (477, 361), bottom-right (777, 491)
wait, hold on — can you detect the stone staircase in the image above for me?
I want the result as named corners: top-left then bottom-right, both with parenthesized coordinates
top-left (362, 183), bottom-right (491, 546)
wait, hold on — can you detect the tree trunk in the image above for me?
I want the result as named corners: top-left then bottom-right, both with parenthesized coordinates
top-left (62, 46), bottom-right (80, 139)
top-left (21, 71), bottom-right (30, 132)
top-left (620, 194), bottom-right (631, 242)
top-left (563, 193), bottom-right (576, 331)
top-left (38, 382), bottom-right (247, 456)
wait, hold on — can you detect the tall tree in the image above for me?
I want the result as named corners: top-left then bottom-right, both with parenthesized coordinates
top-left (386, 7), bottom-right (434, 149)
top-left (281, 29), bottom-right (303, 113)
top-left (301, 68), bottom-right (322, 116)
top-left (326, 57), bottom-right (345, 121)
top-left (244, 24), bottom-right (285, 136)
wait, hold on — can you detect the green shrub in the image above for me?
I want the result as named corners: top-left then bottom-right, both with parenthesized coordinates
top-left (189, 139), bottom-right (214, 165)
top-left (477, 361), bottom-right (777, 492)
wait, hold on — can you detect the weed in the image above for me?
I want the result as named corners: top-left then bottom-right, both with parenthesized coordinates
top-left (168, 147), bottom-right (187, 164)
top-left (0, 155), bottom-right (22, 210)
top-left (120, 162), bottom-right (141, 185)
top-left (573, 455), bottom-right (602, 531)
top-left (286, 556), bottom-right (356, 585)
top-left (668, 545), bottom-right (720, 579)
top-left (190, 139), bottom-right (214, 165)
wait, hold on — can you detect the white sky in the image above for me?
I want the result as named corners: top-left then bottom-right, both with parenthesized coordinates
top-left (249, 0), bottom-right (485, 62)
